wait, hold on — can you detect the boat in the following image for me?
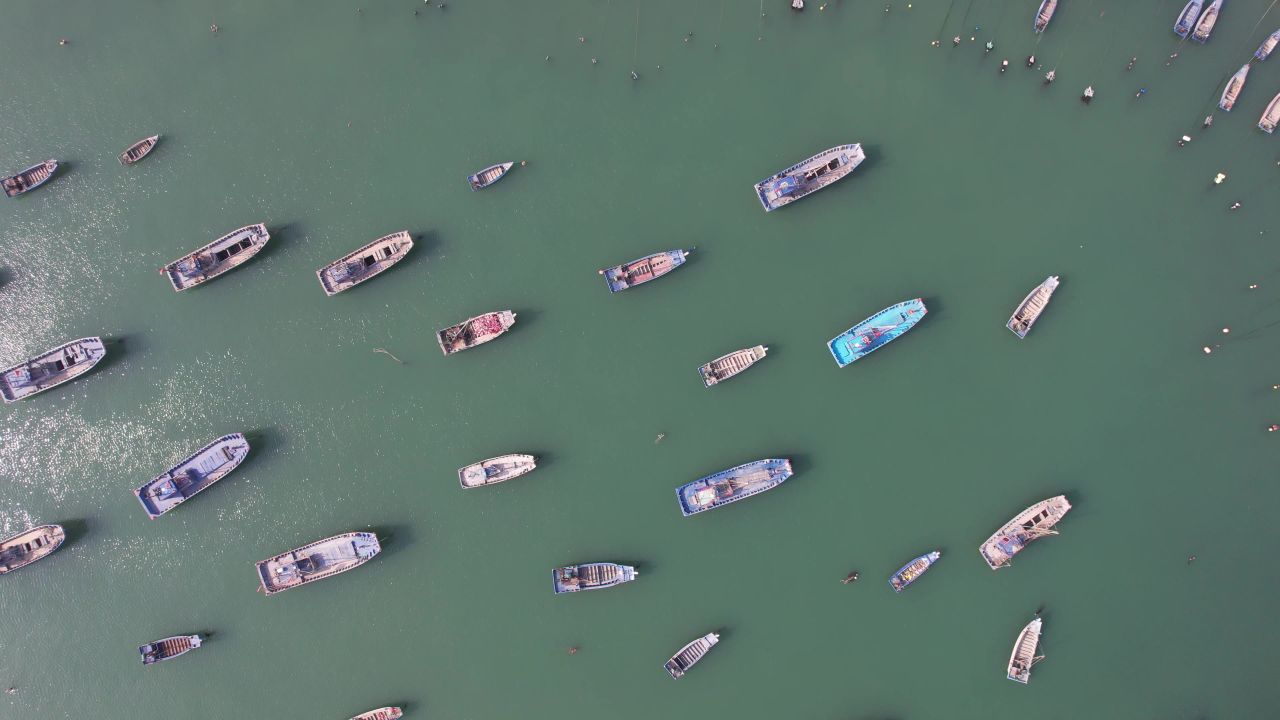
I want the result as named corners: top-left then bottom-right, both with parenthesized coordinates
top-left (350, 708), bottom-right (403, 720)
top-left (118, 135), bottom-right (159, 165)
top-left (139, 635), bottom-right (202, 665)
top-left (1260, 92), bottom-right (1280, 134)
top-left (1219, 65), bottom-right (1250, 112)
top-left (255, 532), bottom-right (381, 596)
top-left (1256, 28), bottom-right (1280, 60)
top-left (827, 299), bottom-right (926, 368)
top-left (664, 633), bottom-right (719, 679)
top-left (2, 159), bottom-right (57, 197)
top-left (1174, 0), bottom-right (1204, 37)
top-left (676, 458), bottom-right (793, 516)
top-left (0, 525), bottom-right (65, 575)
top-left (600, 250), bottom-right (689, 293)
top-left (161, 223), bottom-right (270, 292)
top-left (436, 310), bottom-right (516, 355)
top-left (698, 345), bottom-right (768, 387)
top-left (1007, 617), bottom-right (1044, 683)
top-left (458, 453), bottom-right (537, 488)
top-left (754, 143), bottom-right (865, 212)
top-left (316, 231), bottom-right (413, 296)
top-left (468, 162), bottom-right (514, 190)
top-left (1081, 86), bottom-right (1094, 103)
top-left (0, 337), bottom-right (106, 403)
top-left (133, 434), bottom-right (251, 518)
top-left (888, 551), bottom-right (941, 593)
top-left (1034, 0), bottom-right (1057, 33)
top-left (1007, 276), bottom-right (1060, 338)
top-left (552, 562), bottom-right (638, 593)
top-left (1191, 0), bottom-right (1223, 43)
top-left (979, 495), bottom-right (1072, 570)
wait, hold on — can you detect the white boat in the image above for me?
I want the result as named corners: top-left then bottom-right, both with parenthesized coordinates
top-left (1007, 617), bottom-right (1044, 683)
top-left (162, 224), bottom-right (269, 291)
top-left (119, 135), bottom-right (160, 165)
top-left (0, 337), bottom-right (106, 403)
top-left (133, 434), bottom-right (251, 518)
top-left (698, 345), bottom-right (767, 387)
top-left (1256, 28), bottom-right (1280, 60)
top-left (979, 495), bottom-right (1072, 570)
top-left (1007, 276), bottom-right (1060, 339)
top-left (316, 231), bottom-right (413, 296)
top-left (1191, 0), bottom-right (1223, 43)
top-left (0, 525), bottom-right (65, 575)
top-left (458, 454), bottom-right (537, 488)
top-left (255, 532), bottom-right (381, 596)
top-left (1261, 92), bottom-right (1280, 134)
top-left (1034, 0), bottom-right (1057, 33)
top-left (1219, 65), bottom-right (1249, 112)
top-left (664, 632), bottom-right (719, 679)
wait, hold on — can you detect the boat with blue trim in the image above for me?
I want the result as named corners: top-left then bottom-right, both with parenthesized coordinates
top-left (162, 224), bottom-right (269, 292)
top-left (1, 337), bottom-right (106, 403)
top-left (888, 550), bottom-right (941, 593)
top-left (552, 563), bottom-right (637, 593)
top-left (468, 162), bottom-right (513, 190)
top-left (255, 532), bottom-right (381, 596)
top-left (1257, 28), bottom-right (1280, 60)
top-left (676, 458), bottom-right (792, 516)
top-left (134, 434), bottom-right (251, 518)
top-left (754, 144), bottom-right (865, 212)
top-left (1034, 0), bottom-right (1057, 33)
top-left (1174, 0), bottom-right (1204, 37)
top-left (827, 299), bottom-right (926, 367)
top-left (1191, 0), bottom-right (1223, 43)
top-left (600, 250), bottom-right (688, 293)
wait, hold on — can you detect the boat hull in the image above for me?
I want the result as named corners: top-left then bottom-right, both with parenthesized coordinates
top-left (676, 458), bottom-right (793, 516)
top-left (256, 532), bottom-right (381, 595)
top-left (552, 563), bottom-right (638, 593)
top-left (755, 143), bottom-right (865, 211)
top-left (1219, 65), bottom-right (1249, 112)
top-left (1007, 276), bottom-right (1060, 338)
top-left (1261, 92), bottom-right (1280, 134)
top-left (2, 159), bottom-right (57, 197)
top-left (468, 162), bottom-right (514, 190)
top-left (664, 633), bottom-right (719, 679)
top-left (602, 250), bottom-right (689, 293)
top-left (139, 635), bottom-right (202, 665)
top-left (1034, 0), bottom-right (1057, 32)
top-left (458, 454), bottom-right (537, 488)
top-left (0, 337), bottom-right (106, 403)
top-left (1190, 0), bottom-right (1223, 43)
top-left (698, 345), bottom-right (768, 387)
top-left (888, 551), bottom-right (941, 592)
top-left (1007, 618), bottom-right (1043, 683)
top-left (828, 299), bottom-right (926, 367)
top-left (317, 231), bottom-right (413, 296)
top-left (0, 524), bottom-right (66, 575)
top-left (1174, 0), bottom-right (1204, 37)
top-left (1257, 29), bottom-right (1280, 60)
top-left (979, 495), bottom-right (1072, 570)
top-left (134, 434), bottom-right (251, 518)
top-left (351, 707), bottom-right (403, 720)
top-left (163, 224), bottom-right (270, 292)
top-left (437, 310), bottom-right (517, 355)
top-left (119, 135), bottom-right (160, 165)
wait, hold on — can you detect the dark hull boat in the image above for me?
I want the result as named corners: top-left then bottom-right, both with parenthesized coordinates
top-left (888, 550), bottom-right (941, 593)
top-left (436, 310), bottom-right (516, 355)
top-left (139, 635), bottom-right (202, 665)
top-left (676, 458), bottom-right (793, 516)
top-left (133, 434), bottom-right (251, 518)
top-left (317, 231), bottom-right (413, 296)
top-left (754, 144), bottom-right (865, 212)
top-left (828, 299), bottom-right (926, 367)
top-left (600, 250), bottom-right (689, 293)
top-left (1191, 0), bottom-right (1223, 43)
top-left (119, 135), bottom-right (159, 165)
top-left (1257, 29), bottom-right (1280, 60)
top-left (458, 453), bottom-right (537, 488)
top-left (1034, 0), bottom-right (1057, 33)
top-left (256, 532), bottom-right (381, 596)
top-left (1173, 0), bottom-right (1204, 38)
top-left (1219, 65), bottom-right (1249, 112)
top-left (664, 632), bottom-right (719, 679)
top-left (0, 524), bottom-right (65, 575)
top-left (698, 345), bottom-right (767, 387)
top-left (3, 159), bottom-right (57, 197)
top-left (162, 223), bottom-right (269, 291)
top-left (552, 562), bottom-right (638, 593)
top-left (979, 495), bottom-right (1072, 570)
top-left (351, 708), bottom-right (403, 720)
top-left (1, 337), bottom-right (106, 403)
top-left (468, 162), bottom-right (514, 190)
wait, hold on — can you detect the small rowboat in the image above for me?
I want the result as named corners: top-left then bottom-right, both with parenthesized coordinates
top-left (1, 337), bottom-right (106, 403)
top-left (1261, 92), bottom-right (1280, 134)
top-left (119, 135), bottom-right (160, 165)
top-left (552, 562), bottom-right (637, 593)
top-left (888, 550), bottom-right (941, 593)
top-left (316, 231), bottom-right (413, 296)
top-left (1219, 65), bottom-right (1249, 112)
top-left (1007, 276), bottom-right (1059, 338)
top-left (698, 345), bottom-right (767, 387)
top-left (1173, 0), bottom-right (1204, 38)
top-left (2, 159), bottom-right (57, 197)
top-left (468, 162), bottom-right (514, 190)
top-left (351, 707), bottom-right (403, 720)
top-left (1191, 0), bottom-right (1223, 43)
top-left (1007, 617), bottom-right (1044, 683)
top-left (1033, 0), bottom-right (1057, 33)
top-left (1257, 28), bottom-right (1280, 60)
top-left (458, 454), bottom-right (537, 488)
top-left (600, 250), bottom-right (689, 293)
top-left (436, 310), bottom-right (517, 355)
top-left (0, 525), bottom-right (65, 575)
top-left (161, 224), bottom-right (270, 291)
top-left (139, 635), bottom-right (202, 665)
top-left (664, 632), bottom-right (719, 679)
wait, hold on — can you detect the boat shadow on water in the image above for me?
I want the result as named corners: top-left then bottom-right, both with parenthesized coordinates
top-left (366, 524), bottom-right (414, 561)
top-left (92, 335), bottom-right (132, 375)
top-left (56, 518), bottom-right (90, 550)
top-left (249, 222), bottom-right (296, 264)
top-left (238, 427), bottom-right (283, 473)
top-left (0, 267), bottom-right (10, 290)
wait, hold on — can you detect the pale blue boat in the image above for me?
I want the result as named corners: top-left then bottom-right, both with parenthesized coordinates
top-left (1173, 0), bottom-right (1204, 38)
top-left (827, 299), bottom-right (927, 368)
top-left (676, 458), bottom-right (792, 516)
top-left (888, 550), bottom-right (941, 593)
top-left (1256, 28), bottom-right (1280, 60)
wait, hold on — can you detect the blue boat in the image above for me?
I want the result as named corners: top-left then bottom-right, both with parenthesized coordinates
top-left (1257, 28), bottom-right (1280, 60)
top-left (552, 563), bottom-right (637, 593)
top-left (600, 250), bottom-right (688, 293)
top-left (134, 434), bottom-right (251, 518)
top-left (888, 550), bottom-right (941, 593)
top-left (827, 298), bottom-right (926, 368)
top-left (675, 458), bottom-right (792, 516)
top-left (754, 144), bottom-right (865, 212)
top-left (1173, 0), bottom-right (1204, 38)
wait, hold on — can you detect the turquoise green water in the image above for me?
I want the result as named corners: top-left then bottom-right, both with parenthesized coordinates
top-left (3, 1), bottom-right (1280, 717)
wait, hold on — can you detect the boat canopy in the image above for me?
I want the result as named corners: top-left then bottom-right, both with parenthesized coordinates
top-left (770, 175), bottom-right (802, 196)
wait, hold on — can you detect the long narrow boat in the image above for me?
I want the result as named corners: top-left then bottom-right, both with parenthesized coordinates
top-left (317, 231), bottom-right (413, 296)
top-left (676, 458), bottom-right (793, 516)
top-left (133, 434), bottom-right (251, 518)
top-left (468, 162), bottom-right (514, 190)
top-left (1257, 28), bottom-right (1280, 60)
top-left (1, 337), bottom-right (106, 403)
top-left (600, 250), bottom-right (689, 293)
top-left (139, 635), bottom-right (202, 665)
top-left (698, 345), bottom-right (768, 387)
top-left (1174, 0), bottom-right (1204, 37)
top-left (888, 550), bottom-right (941, 593)
top-left (1007, 276), bottom-right (1060, 338)
top-left (119, 135), bottom-right (160, 165)
top-left (458, 453), bottom-right (537, 488)
top-left (351, 707), bottom-right (403, 720)
top-left (1191, 0), bottom-right (1223, 43)
top-left (1033, 0), bottom-right (1057, 33)
top-left (1219, 65), bottom-right (1250, 112)
top-left (827, 298), bottom-right (926, 367)
top-left (2, 159), bottom-right (57, 198)
top-left (754, 143), bottom-right (865, 212)
top-left (552, 562), bottom-right (638, 593)
top-left (436, 310), bottom-right (516, 355)
top-left (161, 223), bottom-right (269, 292)
top-left (664, 633), bottom-right (719, 679)
top-left (1007, 617), bottom-right (1044, 684)
top-left (0, 525), bottom-right (65, 575)
top-left (255, 532), bottom-right (381, 596)
top-left (1260, 92), bottom-right (1280, 134)
top-left (979, 495), bottom-right (1072, 570)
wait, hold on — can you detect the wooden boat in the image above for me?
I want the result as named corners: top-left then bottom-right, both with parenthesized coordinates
top-left (698, 345), bottom-right (767, 387)
top-left (828, 299), bottom-right (926, 367)
top-left (1219, 65), bottom-right (1250, 112)
top-left (1, 337), bottom-right (106, 403)
top-left (1007, 276), bottom-right (1060, 338)
top-left (458, 453), bottom-right (536, 488)
top-left (1256, 28), bottom-right (1280, 60)
top-left (552, 562), bottom-right (638, 593)
top-left (317, 231), bottom-right (413, 296)
top-left (133, 434), bottom-right (251, 518)
top-left (600, 250), bottom-right (689, 293)
top-left (0, 524), bottom-right (65, 575)
top-left (255, 532), bottom-right (381, 596)
top-left (350, 708), bottom-right (403, 720)
top-left (754, 144), bottom-right (864, 212)
top-left (676, 458), bottom-right (793, 516)
top-left (664, 632), bottom-right (719, 679)
top-left (436, 310), bottom-right (516, 355)
top-left (119, 135), bottom-right (159, 165)
top-left (979, 495), bottom-right (1072, 570)
top-left (162, 223), bottom-right (269, 292)
top-left (139, 635), bottom-right (202, 665)
top-left (1173, 0), bottom-right (1204, 38)
top-left (1033, 0), bottom-right (1057, 33)
top-left (1007, 617), bottom-right (1044, 683)
top-left (1260, 92), bottom-right (1280, 134)
top-left (468, 162), bottom-right (514, 190)
top-left (2, 159), bottom-right (57, 198)
top-left (888, 550), bottom-right (941, 593)
top-left (1191, 0), bottom-right (1223, 43)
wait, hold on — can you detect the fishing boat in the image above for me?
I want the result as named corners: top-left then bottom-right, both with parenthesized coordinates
top-left (2, 159), bottom-right (57, 197)
top-left (0, 337), bottom-right (106, 403)
top-left (119, 135), bottom-right (159, 165)
top-left (1256, 28), bottom-right (1280, 60)
top-left (1260, 92), bottom-right (1280, 134)
top-left (698, 345), bottom-right (768, 387)
top-left (676, 458), bottom-right (793, 516)
top-left (888, 551), bottom-right (941, 593)
top-left (979, 495), bottom-right (1072, 570)
top-left (1007, 276), bottom-right (1060, 338)
top-left (133, 434), bottom-right (251, 519)
top-left (827, 299), bottom-right (926, 368)
top-left (1219, 65), bottom-right (1250, 112)
top-left (552, 562), bottom-right (638, 593)
top-left (600, 250), bottom-right (689, 293)
top-left (317, 231), bottom-right (413, 296)
top-left (139, 635), bottom-right (202, 665)
top-left (1033, 0), bottom-right (1057, 33)
top-left (350, 708), bottom-right (403, 720)
top-left (255, 532), bottom-right (381, 596)
top-left (436, 310), bottom-right (516, 355)
top-left (468, 162), bottom-right (514, 190)
top-left (0, 524), bottom-right (65, 575)
top-left (1081, 86), bottom-right (1095, 103)
top-left (1173, 0), bottom-right (1204, 38)
top-left (458, 453), bottom-right (537, 488)
top-left (754, 143), bottom-right (865, 212)
top-left (1007, 617), bottom-right (1044, 683)
top-left (161, 223), bottom-right (269, 292)
top-left (664, 633), bottom-right (719, 679)
top-left (1191, 0), bottom-right (1223, 43)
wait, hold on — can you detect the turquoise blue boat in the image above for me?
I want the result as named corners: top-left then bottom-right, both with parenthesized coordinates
top-left (827, 299), bottom-right (926, 367)
top-left (676, 458), bottom-right (792, 516)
